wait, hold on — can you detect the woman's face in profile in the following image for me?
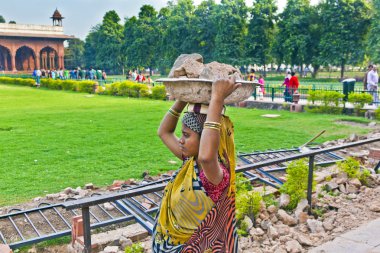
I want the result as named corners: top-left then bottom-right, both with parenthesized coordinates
top-left (179, 124), bottom-right (200, 158)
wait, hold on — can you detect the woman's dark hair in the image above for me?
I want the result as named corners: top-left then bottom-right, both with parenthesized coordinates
top-left (291, 71), bottom-right (296, 76)
top-left (250, 69), bottom-right (255, 73)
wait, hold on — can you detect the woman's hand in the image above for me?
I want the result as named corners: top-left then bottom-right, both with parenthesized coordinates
top-left (211, 76), bottom-right (242, 102)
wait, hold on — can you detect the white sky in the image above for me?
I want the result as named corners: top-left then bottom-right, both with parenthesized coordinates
top-left (1, 0), bottom-right (318, 40)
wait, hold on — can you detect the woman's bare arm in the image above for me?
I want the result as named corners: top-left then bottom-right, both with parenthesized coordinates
top-left (198, 78), bottom-right (241, 185)
top-left (157, 101), bottom-right (187, 159)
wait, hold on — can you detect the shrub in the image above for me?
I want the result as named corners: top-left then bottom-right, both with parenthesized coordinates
top-left (236, 172), bottom-right (253, 192)
top-left (118, 81), bottom-right (130, 96)
top-left (306, 90), bottom-right (344, 114)
top-left (237, 220), bottom-right (249, 237)
top-left (308, 90), bottom-right (318, 104)
top-left (337, 157), bottom-right (360, 178)
top-left (236, 190), bottom-right (262, 221)
top-left (124, 242), bottom-right (144, 253)
top-left (151, 85), bottom-right (167, 100)
top-left (61, 80), bottom-right (76, 91)
top-left (375, 107), bottom-right (380, 120)
top-left (105, 82), bottom-right (120, 96)
top-left (77, 81), bottom-right (96, 93)
top-left (337, 157), bottom-right (371, 185)
top-left (348, 92), bottom-right (373, 115)
top-left (0, 77), bottom-right (35, 86)
top-left (280, 159), bottom-right (315, 210)
top-left (96, 85), bottom-right (106, 94)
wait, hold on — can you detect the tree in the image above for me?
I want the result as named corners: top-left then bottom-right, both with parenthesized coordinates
top-left (84, 11), bottom-right (124, 73)
top-left (0, 16), bottom-right (5, 23)
top-left (318, 0), bottom-right (372, 78)
top-left (123, 5), bottom-right (159, 75)
top-left (274, 0), bottom-right (313, 73)
top-left (9, 21), bottom-right (16, 24)
top-left (160, 0), bottom-right (197, 66)
top-left (306, 6), bottom-right (323, 77)
top-left (246, 0), bottom-right (277, 76)
top-left (191, 0), bottom-right (218, 62)
top-left (213, 0), bottom-right (248, 65)
top-left (367, 0), bottom-right (380, 63)
top-left (64, 38), bottom-right (85, 69)
top-left (84, 25), bottom-right (100, 68)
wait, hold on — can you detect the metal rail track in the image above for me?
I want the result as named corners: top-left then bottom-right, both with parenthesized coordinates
top-left (0, 145), bottom-right (353, 250)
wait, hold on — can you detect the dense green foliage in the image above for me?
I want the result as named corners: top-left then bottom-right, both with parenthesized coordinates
top-left (306, 90), bottom-right (345, 114)
top-left (125, 243), bottom-right (144, 253)
top-left (246, 0), bottom-right (277, 73)
top-left (84, 11), bottom-right (124, 72)
top-left (65, 38), bottom-right (85, 69)
top-left (318, 0), bottom-right (372, 78)
top-left (280, 159), bottom-right (315, 210)
top-left (337, 157), bottom-right (371, 185)
top-left (348, 92), bottom-right (373, 114)
top-left (236, 190), bottom-right (262, 221)
top-left (76, 0), bottom-right (377, 77)
top-left (236, 172), bottom-right (262, 235)
top-left (0, 84), bottom-right (371, 206)
top-left (368, 0), bottom-right (380, 63)
top-left (0, 77), bottom-right (35, 86)
top-left (0, 15), bottom-right (5, 23)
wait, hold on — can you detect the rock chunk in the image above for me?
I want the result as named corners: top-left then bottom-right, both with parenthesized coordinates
top-left (168, 53), bottom-right (203, 78)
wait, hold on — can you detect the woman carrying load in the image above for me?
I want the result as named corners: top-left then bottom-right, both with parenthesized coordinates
top-left (153, 77), bottom-right (240, 253)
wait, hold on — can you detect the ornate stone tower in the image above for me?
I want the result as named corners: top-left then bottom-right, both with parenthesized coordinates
top-left (51, 9), bottom-right (64, 27)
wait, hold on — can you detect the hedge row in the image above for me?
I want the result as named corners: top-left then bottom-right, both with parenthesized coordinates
top-left (306, 90), bottom-right (345, 114)
top-left (0, 77), bottom-right (168, 100)
top-left (0, 77), bottom-right (35, 86)
top-left (40, 79), bottom-right (96, 93)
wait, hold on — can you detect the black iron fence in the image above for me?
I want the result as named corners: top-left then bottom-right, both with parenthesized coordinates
top-left (253, 86), bottom-right (380, 106)
top-left (62, 137), bottom-right (380, 253)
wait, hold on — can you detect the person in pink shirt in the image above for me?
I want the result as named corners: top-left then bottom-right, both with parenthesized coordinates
top-left (282, 70), bottom-right (292, 102)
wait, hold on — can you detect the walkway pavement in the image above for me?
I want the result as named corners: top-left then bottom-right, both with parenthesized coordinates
top-left (309, 218), bottom-right (380, 253)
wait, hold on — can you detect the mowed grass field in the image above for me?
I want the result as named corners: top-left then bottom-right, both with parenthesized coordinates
top-left (0, 84), bottom-right (371, 206)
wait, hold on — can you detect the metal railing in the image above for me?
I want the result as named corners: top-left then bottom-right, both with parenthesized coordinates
top-left (253, 86), bottom-right (380, 106)
top-left (63, 137), bottom-right (380, 253)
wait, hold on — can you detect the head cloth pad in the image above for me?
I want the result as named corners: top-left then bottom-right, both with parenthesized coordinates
top-left (182, 112), bottom-right (207, 134)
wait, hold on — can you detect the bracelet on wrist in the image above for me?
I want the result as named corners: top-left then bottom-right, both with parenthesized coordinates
top-left (204, 121), bottom-right (221, 131)
top-left (168, 108), bottom-right (181, 118)
top-left (204, 125), bottom-right (220, 131)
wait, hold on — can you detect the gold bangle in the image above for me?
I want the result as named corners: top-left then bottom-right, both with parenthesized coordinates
top-left (204, 125), bottom-right (220, 131)
top-left (204, 121), bottom-right (221, 127)
top-left (168, 109), bottom-right (179, 118)
top-left (204, 122), bottom-right (221, 127)
top-left (204, 122), bottom-right (221, 129)
top-left (169, 108), bottom-right (180, 117)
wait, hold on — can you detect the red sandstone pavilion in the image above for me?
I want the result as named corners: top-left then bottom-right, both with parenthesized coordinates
top-left (0, 9), bottom-right (74, 72)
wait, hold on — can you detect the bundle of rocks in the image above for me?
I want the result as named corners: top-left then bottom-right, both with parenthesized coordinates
top-left (157, 53), bottom-right (257, 104)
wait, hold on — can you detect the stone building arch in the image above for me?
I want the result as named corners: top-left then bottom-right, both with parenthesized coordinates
top-left (40, 46), bottom-right (58, 70)
top-left (15, 46), bottom-right (36, 71)
top-left (0, 45), bottom-right (11, 71)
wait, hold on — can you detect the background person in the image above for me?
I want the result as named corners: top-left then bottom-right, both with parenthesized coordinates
top-left (258, 74), bottom-right (265, 100)
top-left (367, 65), bottom-right (379, 106)
top-left (248, 68), bottom-right (256, 81)
top-left (153, 77), bottom-right (240, 252)
top-left (282, 70), bottom-right (292, 102)
top-left (289, 71), bottom-right (300, 96)
top-left (363, 64), bottom-right (373, 91)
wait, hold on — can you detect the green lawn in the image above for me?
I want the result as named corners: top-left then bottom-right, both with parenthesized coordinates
top-left (0, 84), bottom-right (371, 206)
